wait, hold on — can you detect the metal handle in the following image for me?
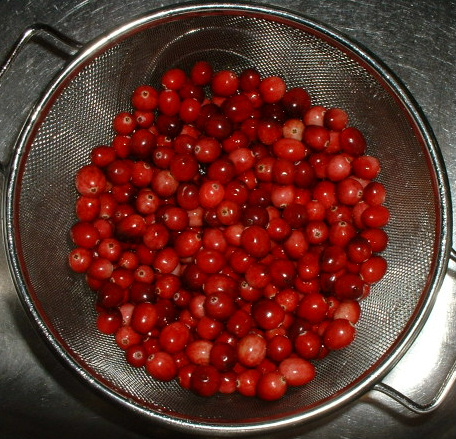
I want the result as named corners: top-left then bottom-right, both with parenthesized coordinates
top-left (0, 23), bottom-right (82, 80)
top-left (373, 248), bottom-right (456, 413)
top-left (374, 360), bottom-right (456, 413)
top-left (0, 24), bottom-right (82, 174)
top-left (451, 248), bottom-right (456, 262)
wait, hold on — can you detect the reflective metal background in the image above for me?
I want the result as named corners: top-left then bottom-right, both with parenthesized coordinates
top-left (0, 1), bottom-right (455, 438)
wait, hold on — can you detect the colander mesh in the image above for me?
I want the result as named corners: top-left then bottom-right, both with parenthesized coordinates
top-left (14, 11), bottom-right (439, 424)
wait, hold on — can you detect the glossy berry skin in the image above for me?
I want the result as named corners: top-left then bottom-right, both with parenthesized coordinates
top-left (279, 357), bottom-right (316, 386)
top-left (190, 364), bottom-right (222, 397)
top-left (237, 333), bottom-right (267, 368)
top-left (334, 273), bottom-right (367, 301)
top-left (211, 70), bottom-right (239, 97)
top-left (297, 293), bottom-right (329, 324)
top-left (256, 371), bottom-right (288, 401)
top-left (68, 247), bottom-right (93, 273)
top-left (340, 127), bottom-right (367, 156)
top-left (294, 330), bottom-right (322, 359)
top-left (159, 322), bottom-right (190, 354)
top-left (241, 225), bottom-right (271, 258)
top-left (252, 299), bottom-right (286, 330)
top-left (209, 342), bottom-right (237, 372)
top-left (113, 111), bottom-right (137, 135)
top-left (323, 318), bottom-right (356, 350)
top-left (204, 292), bottom-right (236, 321)
top-left (282, 87), bottom-right (311, 118)
top-left (131, 302), bottom-right (158, 334)
top-left (97, 308), bottom-right (123, 334)
top-left (260, 76), bottom-right (287, 103)
top-left (75, 165), bottom-right (107, 197)
top-left (132, 85), bottom-right (159, 111)
top-left (146, 351), bottom-right (178, 381)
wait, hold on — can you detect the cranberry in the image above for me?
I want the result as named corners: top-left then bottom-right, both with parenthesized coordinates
top-left (191, 61), bottom-right (213, 86)
top-left (303, 125), bottom-right (330, 151)
top-left (240, 225), bottom-right (271, 258)
top-left (257, 371), bottom-right (288, 401)
top-left (237, 368), bottom-right (261, 397)
top-left (87, 257), bottom-right (113, 281)
top-left (360, 255), bottom-right (388, 284)
top-left (257, 120), bottom-right (283, 145)
top-left (304, 105), bottom-right (327, 126)
top-left (132, 85), bottom-right (159, 111)
top-left (115, 325), bottom-right (142, 350)
top-left (340, 126), bottom-right (367, 156)
top-left (161, 67), bottom-right (187, 90)
top-left (68, 247), bottom-right (93, 273)
top-left (347, 236), bottom-right (372, 263)
top-left (252, 298), bottom-right (286, 330)
top-left (130, 129), bottom-right (156, 159)
top-left (211, 70), bottom-right (239, 97)
top-left (273, 138), bottom-right (307, 161)
top-left (282, 87), bottom-right (312, 118)
top-left (334, 273), bottom-right (367, 300)
top-left (237, 333), bottom-right (267, 368)
top-left (75, 164), bottom-right (107, 197)
top-left (279, 357), bottom-right (316, 386)
top-left (294, 330), bottom-right (323, 360)
top-left (97, 308), bottom-right (123, 334)
top-left (113, 111), bottom-right (137, 135)
top-left (323, 318), bottom-right (356, 350)
top-left (360, 228), bottom-right (389, 252)
top-left (71, 221), bottom-right (100, 248)
top-left (210, 342), bottom-right (237, 372)
top-left (146, 351), bottom-right (177, 381)
top-left (159, 321), bottom-right (190, 354)
top-left (361, 205), bottom-right (390, 228)
top-left (222, 94), bottom-right (254, 122)
top-left (333, 299), bottom-right (362, 324)
top-left (352, 155), bottom-right (381, 180)
top-left (130, 302), bottom-right (158, 334)
top-left (204, 292), bottom-right (236, 321)
top-left (363, 181), bottom-right (387, 206)
top-left (242, 205), bottom-right (269, 227)
top-left (260, 76), bottom-right (287, 103)
top-left (297, 293), bottom-right (329, 324)
top-left (324, 107), bottom-right (349, 131)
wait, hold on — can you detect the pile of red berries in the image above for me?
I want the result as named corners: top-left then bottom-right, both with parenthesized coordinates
top-left (69, 61), bottom-right (389, 401)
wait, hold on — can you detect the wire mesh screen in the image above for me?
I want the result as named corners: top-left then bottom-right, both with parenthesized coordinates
top-left (9, 7), bottom-right (444, 431)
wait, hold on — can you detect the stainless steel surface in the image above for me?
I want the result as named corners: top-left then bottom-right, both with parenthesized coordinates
top-left (0, 0), bottom-right (455, 438)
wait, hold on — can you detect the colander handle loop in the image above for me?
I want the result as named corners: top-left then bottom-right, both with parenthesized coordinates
top-left (374, 359), bottom-right (456, 414)
top-left (0, 24), bottom-right (83, 174)
top-left (450, 247), bottom-right (456, 263)
top-left (0, 23), bottom-right (82, 80)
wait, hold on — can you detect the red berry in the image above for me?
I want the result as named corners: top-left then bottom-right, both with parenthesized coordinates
top-left (257, 371), bottom-right (288, 401)
top-left (146, 351), bottom-right (177, 381)
top-left (279, 357), bottom-right (316, 386)
top-left (237, 333), bottom-right (267, 368)
top-left (323, 318), bottom-right (356, 350)
top-left (191, 61), bottom-right (213, 85)
top-left (131, 302), bottom-right (158, 334)
top-left (260, 76), bottom-right (287, 103)
top-left (75, 164), bottom-right (107, 197)
top-left (211, 70), bottom-right (239, 97)
top-left (132, 85), bottom-right (159, 111)
top-left (252, 298), bottom-right (286, 330)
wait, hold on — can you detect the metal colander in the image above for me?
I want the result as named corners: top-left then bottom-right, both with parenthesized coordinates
top-left (2, 3), bottom-right (453, 436)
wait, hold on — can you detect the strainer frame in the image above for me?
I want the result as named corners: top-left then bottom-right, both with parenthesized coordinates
top-left (1, 2), bottom-right (454, 436)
